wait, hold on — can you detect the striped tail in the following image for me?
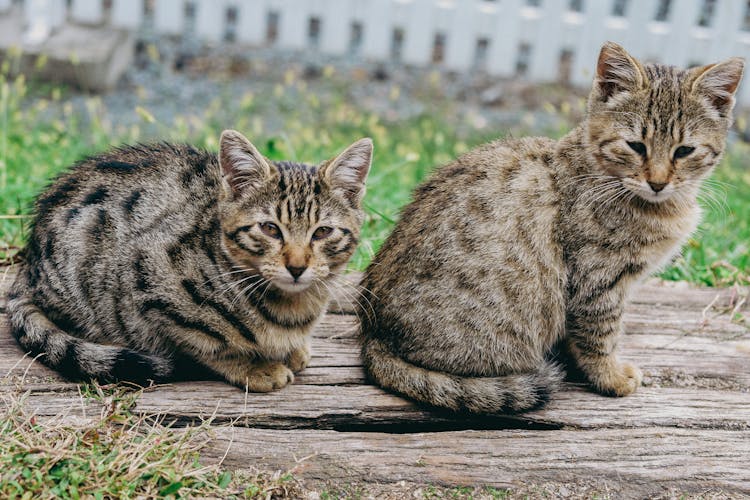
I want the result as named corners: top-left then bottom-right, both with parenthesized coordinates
top-left (362, 337), bottom-right (563, 414)
top-left (6, 269), bottom-right (173, 385)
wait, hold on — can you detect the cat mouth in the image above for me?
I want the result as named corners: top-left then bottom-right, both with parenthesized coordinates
top-left (635, 189), bottom-right (674, 204)
top-left (272, 279), bottom-right (313, 293)
top-left (624, 181), bottom-right (676, 204)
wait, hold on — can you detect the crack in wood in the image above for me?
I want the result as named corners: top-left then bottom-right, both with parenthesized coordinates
top-left (1, 266), bottom-right (749, 492)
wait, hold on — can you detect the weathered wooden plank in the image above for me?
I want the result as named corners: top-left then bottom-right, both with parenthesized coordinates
top-left (310, 331), bottom-right (750, 386)
top-left (0, 380), bottom-right (105, 419)
top-left (623, 305), bottom-right (748, 339)
top-left (197, 427), bottom-right (750, 495)
top-left (128, 382), bottom-right (750, 431)
top-left (4, 374), bottom-right (749, 431)
top-left (2, 265), bottom-right (748, 432)
top-left (3, 314), bottom-right (748, 390)
top-left (3, 359), bottom-right (747, 431)
top-left (2, 265), bottom-right (749, 492)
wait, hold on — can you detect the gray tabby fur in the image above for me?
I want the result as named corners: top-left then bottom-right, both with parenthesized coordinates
top-left (359, 42), bottom-right (744, 414)
top-left (8, 130), bottom-right (372, 391)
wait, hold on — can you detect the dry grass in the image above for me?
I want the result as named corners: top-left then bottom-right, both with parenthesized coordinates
top-left (0, 382), bottom-right (305, 499)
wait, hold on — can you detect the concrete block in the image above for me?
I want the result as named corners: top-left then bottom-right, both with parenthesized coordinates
top-left (0, 7), bottom-right (134, 92)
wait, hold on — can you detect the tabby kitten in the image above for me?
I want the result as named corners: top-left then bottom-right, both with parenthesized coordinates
top-left (8, 130), bottom-right (372, 391)
top-left (360, 42), bottom-right (744, 413)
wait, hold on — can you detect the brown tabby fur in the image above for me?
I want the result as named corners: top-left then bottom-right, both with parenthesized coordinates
top-left (360, 42), bottom-right (744, 414)
top-left (7, 130), bottom-right (372, 391)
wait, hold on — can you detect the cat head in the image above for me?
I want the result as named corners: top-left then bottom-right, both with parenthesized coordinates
top-left (585, 42), bottom-right (744, 204)
top-left (218, 130), bottom-right (372, 293)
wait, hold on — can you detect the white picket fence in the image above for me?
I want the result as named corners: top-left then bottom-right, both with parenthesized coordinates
top-left (3, 0), bottom-right (750, 102)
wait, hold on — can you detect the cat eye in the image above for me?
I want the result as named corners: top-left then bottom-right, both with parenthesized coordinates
top-left (673, 146), bottom-right (695, 160)
top-left (312, 226), bottom-right (334, 240)
top-left (259, 222), bottom-right (282, 239)
top-left (626, 141), bottom-right (647, 157)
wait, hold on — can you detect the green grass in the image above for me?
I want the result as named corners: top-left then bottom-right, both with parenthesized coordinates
top-left (1, 64), bottom-right (749, 286)
top-left (658, 144), bottom-right (750, 286)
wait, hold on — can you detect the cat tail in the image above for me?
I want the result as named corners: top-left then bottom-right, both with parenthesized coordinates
top-left (361, 337), bottom-right (563, 414)
top-left (6, 276), bottom-right (173, 385)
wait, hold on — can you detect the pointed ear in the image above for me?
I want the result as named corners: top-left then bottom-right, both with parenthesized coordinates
top-left (219, 130), bottom-right (272, 196)
top-left (321, 138), bottom-right (373, 207)
top-left (691, 57), bottom-right (745, 116)
top-left (595, 42), bottom-right (648, 101)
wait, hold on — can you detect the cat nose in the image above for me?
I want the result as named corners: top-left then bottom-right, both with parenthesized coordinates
top-left (286, 265), bottom-right (307, 280)
top-left (647, 181), bottom-right (667, 193)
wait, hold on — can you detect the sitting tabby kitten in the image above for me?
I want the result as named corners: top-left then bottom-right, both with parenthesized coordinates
top-left (8, 130), bottom-right (372, 391)
top-left (360, 42), bottom-right (744, 413)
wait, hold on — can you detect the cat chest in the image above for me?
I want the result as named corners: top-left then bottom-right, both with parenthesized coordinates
top-left (638, 234), bottom-right (684, 264)
top-left (253, 321), bottom-right (312, 360)
top-left (610, 214), bottom-right (698, 273)
top-left (575, 206), bottom-right (699, 274)
top-left (566, 234), bottom-right (687, 307)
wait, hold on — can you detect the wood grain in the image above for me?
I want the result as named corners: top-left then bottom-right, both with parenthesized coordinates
top-left (1, 265), bottom-right (749, 493)
top-left (197, 427), bottom-right (750, 495)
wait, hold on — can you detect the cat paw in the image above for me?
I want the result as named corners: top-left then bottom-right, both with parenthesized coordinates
top-left (285, 345), bottom-right (311, 373)
top-left (592, 361), bottom-right (643, 397)
top-left (241, 362), bottom-right (294, 392)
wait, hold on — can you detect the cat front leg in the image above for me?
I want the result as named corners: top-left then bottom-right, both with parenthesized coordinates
top-left (203, 355), bottom-right (294, 392)
top-left (285, 339), bottom-right (311, 373)
top-left (566, 286), bottom-right (642, 397)
top-left (567, 335), bottom-right (642, 396)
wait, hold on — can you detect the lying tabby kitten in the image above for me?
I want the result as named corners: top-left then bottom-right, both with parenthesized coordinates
top-left (8, 130), bottom-right (372, 391)
top-left (360, 42), bottom-right (743, 413)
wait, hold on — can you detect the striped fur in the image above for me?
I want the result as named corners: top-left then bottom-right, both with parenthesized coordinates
top-left (359, 42), bottom-right (743, 414)
top-left (8, 130), bottom-right (371, 390)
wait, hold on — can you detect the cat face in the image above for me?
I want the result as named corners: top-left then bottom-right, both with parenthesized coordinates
top-left (585, 42), bottom-right (744, 204)
top-left (218, 130), bottom-right (372, 293)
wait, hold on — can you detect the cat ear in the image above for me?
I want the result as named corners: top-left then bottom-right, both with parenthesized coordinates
top-left (595, 42), bottom-right (648, 101)
top-left (219, 130), bottom-right (272, 196)
top-left (690, 58), bottom-right (745, 116)
top-left (321, 138), bottom-right (373, 207)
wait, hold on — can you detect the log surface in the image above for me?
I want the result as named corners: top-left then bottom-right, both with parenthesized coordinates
top-left (1, 267), bottom-right (749, 495)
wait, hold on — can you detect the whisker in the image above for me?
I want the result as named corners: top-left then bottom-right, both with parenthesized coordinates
top-left (216, 274), bottom-right (261, 297)
top-left (200, 268), bottom-right (254, 287)
top-left (576, 182), bottom-right (623, 206)
top-left (591, 185), bottom-right (631, 217)
top-left (231, 277), bottom-right (269, 308)
top-left (580, 182), bottom-right (626, 211)
top-left (338, 277), bottom-right (381, 303)
top-left (316, 277), bottom-right (347, 314)
top-left (257, 281), bottom-right (273, 304)
top-left (333, 278), bottom-right (378, 320)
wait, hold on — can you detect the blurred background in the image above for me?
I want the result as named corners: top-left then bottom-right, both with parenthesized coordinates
top-left (0, 0), bottom-right (748, 286)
